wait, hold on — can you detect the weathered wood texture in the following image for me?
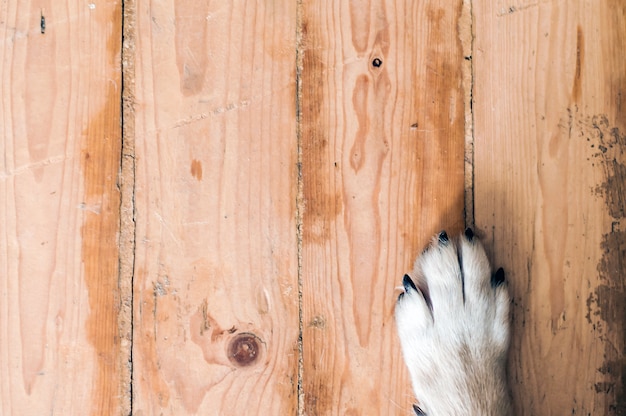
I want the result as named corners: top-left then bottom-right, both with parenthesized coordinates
top-left (131, 1), bottom-right (300, 414)
top-left (299, 1), bottom-right (466, 414)
top-left (473, 1), bottom-right (626, 414)
top-left (0, 1), bottom-right (125, 415)
top-left (4, 0), bottom-right (624, 415)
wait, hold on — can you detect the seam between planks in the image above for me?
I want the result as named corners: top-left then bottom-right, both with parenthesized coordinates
top-left (295, 1), bottom-right (305, 415)
top-left (120, 0), bottom-right (137, 414)
top-left (461, 0), bottom-right (476, 229)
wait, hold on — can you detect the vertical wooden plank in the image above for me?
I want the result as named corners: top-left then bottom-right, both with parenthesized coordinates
top-left (473, 0), bottom-right (625, 414)
top-left (0, 1), bottom-right (124, 415)
top-left (132, 1), bottom-right (299, 414)
top-left (299, 1), bottom-right (466, 413)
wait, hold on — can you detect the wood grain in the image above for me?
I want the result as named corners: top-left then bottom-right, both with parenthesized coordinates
top-left (131, 1), bottom-right (299, 414)
top-left (0, 1), bottom-right (124, 415)
top-left (299, 1), bottom-right (466, 414)
top-left (473, 0), bottom-right (626, 414)
top-left (4, 1), bottom-right (622, 414)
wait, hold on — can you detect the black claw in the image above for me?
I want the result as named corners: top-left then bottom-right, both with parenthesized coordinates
top-left (402, 274), bottom-right (418, 292)
top-left (438, 230), bottom-right (448, 243)
top-left (464, 227), bottom-right (474, 241)
top-left (413, 404), bottom-right (426, 415)
top-left (491, 267), bottom-right (506, 287)
top-left (397, 292), bottom-right (405, 301)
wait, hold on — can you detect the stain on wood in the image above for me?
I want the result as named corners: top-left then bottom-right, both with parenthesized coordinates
top-left (473, 1), bottom-right (625, 414)
top-left (190, 159), bottom-right (203, 181)
top-left (590, 116), bottom-right (626, 413)
top-left (571, 25), bottom-right (584, 104)
top-left (0, 1), bottom-right (124, 414)
top-left (80, 6), bottom-right (125, 414)
top-left (80, 8), bottom-right (125, 416)
top-left (81, 83), bottom-right (123, 416)
top-left (300, 0), bottom-right (465, 413)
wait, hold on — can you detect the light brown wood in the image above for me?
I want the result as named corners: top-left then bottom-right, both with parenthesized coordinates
top-left (0, 1), bottom-right (125, 415)
top-left (3, 1), bottom-right (623, 414)
top-left (473, 0), bottom-right (626, 414)
top-left (299, 1), bottom-right (466, 414)
top-left (131, 1), bottom-right (300, 414)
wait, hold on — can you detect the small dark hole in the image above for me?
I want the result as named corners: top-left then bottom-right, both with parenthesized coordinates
top-left (372, 58), bottom-right (382, 68)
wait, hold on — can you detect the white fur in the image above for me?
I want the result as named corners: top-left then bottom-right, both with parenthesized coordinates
top-left (395, 231), bottom-right (512, 415)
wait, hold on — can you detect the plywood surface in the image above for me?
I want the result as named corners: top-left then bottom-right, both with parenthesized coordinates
top-left (0, 1), bottom-right (125, 415)
top-left (472, 1), bottom-right (626, 414)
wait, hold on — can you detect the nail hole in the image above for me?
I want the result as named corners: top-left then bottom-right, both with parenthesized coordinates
top-left (372, 58), bottom-right (382, 68)
top-left (227, 333), bottom-right (261, 367)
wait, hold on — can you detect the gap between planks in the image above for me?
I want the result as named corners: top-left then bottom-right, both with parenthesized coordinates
top-left (120, 0), bottom-right (137, 414)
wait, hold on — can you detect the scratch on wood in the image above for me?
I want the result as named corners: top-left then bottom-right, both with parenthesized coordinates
top-left (0, 155), bottom-right (68, 179)
top-left (153, 211), bottom-right (182, 247)
top-left (77, 202), bottom-right (102, 214)
top-left (496, 2), bottom-right (539, 17)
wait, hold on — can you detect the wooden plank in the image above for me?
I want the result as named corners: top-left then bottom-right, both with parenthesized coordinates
top-left (299, 1), bottom-right (466, 413)
top-left (131, 1), bottom-right (299, 414)
top-left (473, 0), bottom-right (626, 414)
top-left (0, 1), bottom-right (124, 415)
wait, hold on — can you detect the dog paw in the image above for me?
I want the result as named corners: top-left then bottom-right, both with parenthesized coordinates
top-left (395, 229), bottom-right (511, 415)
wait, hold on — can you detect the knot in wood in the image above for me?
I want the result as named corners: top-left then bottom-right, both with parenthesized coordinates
top-left (228, 333), bottom-right (261, 367)
top-left (372, 58), bottom-right (383, 68)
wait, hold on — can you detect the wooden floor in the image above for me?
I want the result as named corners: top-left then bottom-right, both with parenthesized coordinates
top-left (0, 1), bottom-right (624, 415)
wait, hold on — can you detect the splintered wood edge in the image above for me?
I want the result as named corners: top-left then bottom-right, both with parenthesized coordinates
top-left (120, 0), bottom-right (136, 413)
top-left (459, 0), bottom-right (475, 229)
top-left (295, 2), bottom-right (305, 414)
